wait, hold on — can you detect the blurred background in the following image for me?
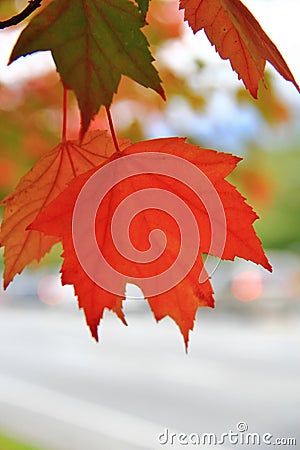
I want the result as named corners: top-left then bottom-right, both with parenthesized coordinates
top-left (0, 0), bottom-right (299, 449)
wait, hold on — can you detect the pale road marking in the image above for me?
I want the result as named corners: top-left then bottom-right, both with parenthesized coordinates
top-left (0, 371), bottom-right (230, 450)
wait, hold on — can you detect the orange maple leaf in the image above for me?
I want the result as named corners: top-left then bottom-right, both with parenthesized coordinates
top-left (180, 0), bottom-right (300, 97)
top-left (29, 138), bottom-right (271, 347)
top-left (0, 131), bottom-right (130, 288)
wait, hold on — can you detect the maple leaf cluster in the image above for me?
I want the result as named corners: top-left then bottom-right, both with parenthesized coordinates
top-left (0, 0), bottom-right (299, 346)
top-left (0, 132), bottom-right (271, 346)
top-left (9, 0), bottom-right (299, 135)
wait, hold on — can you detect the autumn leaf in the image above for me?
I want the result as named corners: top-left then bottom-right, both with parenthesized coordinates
top-left (0, 131), bottom-right (130, 288)
top-left (180, 0), bottom-right (300, 97)
top-left (29, 138), bottom-right (271, 347)
top-left (9, 0), bottom-right (165, 137)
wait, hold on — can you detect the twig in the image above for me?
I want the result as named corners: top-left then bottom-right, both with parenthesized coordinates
top-left (105, 106), bottom-right (121, 153)
top-left (62, 87), bottom-right (68, 142)
top-left (0, 0), bottom-right (42, 30)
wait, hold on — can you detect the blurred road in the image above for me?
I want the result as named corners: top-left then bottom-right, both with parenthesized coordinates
top-left (0, 299), bottom-right (299, 450)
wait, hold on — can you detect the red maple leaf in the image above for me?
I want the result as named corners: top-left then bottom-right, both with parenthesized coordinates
top-left (29, 138), bottom-right (271, 347)
top-left (0, 131), bottom-right (130, 287)
top-left (180, 0), bottom-right (300, 97)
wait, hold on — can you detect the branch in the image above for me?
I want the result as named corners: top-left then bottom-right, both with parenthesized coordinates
top-left (0, 0), bottom-right (42, 30)
top-left (105, 107), bottom-right (121, 153)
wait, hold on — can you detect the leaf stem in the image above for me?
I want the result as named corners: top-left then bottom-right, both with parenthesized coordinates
top-left (62, 87), bottom-right (68, 142)
top-left (0, 0), bottom-right (43, 30)
top-left (105, 107), bottom-right (121, 153)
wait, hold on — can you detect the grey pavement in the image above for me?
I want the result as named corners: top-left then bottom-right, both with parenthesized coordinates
top-left (0, 299), bottom-right (299, 450)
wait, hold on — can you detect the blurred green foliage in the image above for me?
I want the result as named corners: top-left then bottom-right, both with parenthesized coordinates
top-left (253, 146), bottom-right (300, 251)
top-left (0, 431), bottom-right (44, 450)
